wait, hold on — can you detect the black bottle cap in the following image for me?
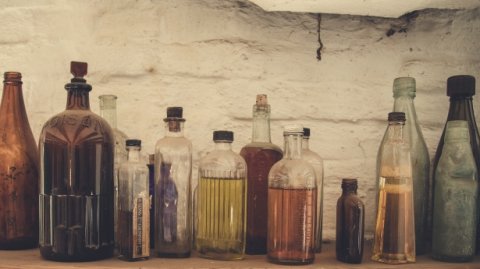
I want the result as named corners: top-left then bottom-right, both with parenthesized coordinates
top-left (126, 139), bottom-right (141, 147)
top-left (447, 75), bottom-right (475, 96)
top-left (213, 130), bottom-right (233, 142)
top-left (167, 107), bottom-right (183, 118)
top-left (388, 112), bottom-right (406, 122)
top-left (303, 128), bottom-right (310, 137)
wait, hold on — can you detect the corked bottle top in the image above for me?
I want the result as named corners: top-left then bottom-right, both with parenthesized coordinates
top-left (447, 75), bottom-right (475, 97)
top-left (256, 94), bottom-right (268, 106)
top-left (388, 112), bottom-right (406, 122)
top-left (213, 130), bottom-right (233, 142)
top-left (66, 61), bottom-right (92, 91)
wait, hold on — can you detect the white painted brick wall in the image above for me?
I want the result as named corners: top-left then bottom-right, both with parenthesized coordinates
top-left (0, 0), bottom-right (479, 240)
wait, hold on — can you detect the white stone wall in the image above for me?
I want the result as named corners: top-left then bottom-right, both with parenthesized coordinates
top-left (0, 0), bottom-right (479, 240)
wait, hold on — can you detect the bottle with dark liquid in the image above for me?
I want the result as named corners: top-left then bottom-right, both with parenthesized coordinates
top-left (432, 120), bottom-right (477, 262)
top-left (118, 139), bottom-right (150, 261)
top-left (240, 94), bottom-right (282, 255)
top-left (0, 72), bottom-right (39, 249)
top-left (372, 112), bottom-right (415, 264)
top-left (155, 107), bottom-right (192, 257)
top-left (196, 131), bottom-right (247, 260)
top-left (39, 61), bottom-right (115, 261)
top-left (431, 75), bottom-right (480, 252)
top-left (267, 125), bottom-right (317, 265)
top-left (147, 154), bottom-right (155, 249)
top-left (336, 178), bottom-right (364, 264)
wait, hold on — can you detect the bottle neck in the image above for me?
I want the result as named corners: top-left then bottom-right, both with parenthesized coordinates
top-left (386, 122), bottom-right (405, 142)
top-left (66, 89), bottom-right (90, 110)
top-left (393, 95), bottom-right (418, 124)
top-left (215, 141), bottom-right (232, 151)
top-left (165, 120), bottom-right (185, 137)
top-left (284, 133), bottom-right (303, 159)
top-left (252, 106), bottom-right (271, 143)
top-left (100, 107), bottom-right (117, 128)
top-left (302, 137), bottom-right (310, 150)
top-left (342, 185), bottom-right (357, 194)
top-left (127, 146), bottom-right (142, 162)
top-left (447, 96), bottom-right (476, 122)
top-left (0, 79), bottom-right (29, 122)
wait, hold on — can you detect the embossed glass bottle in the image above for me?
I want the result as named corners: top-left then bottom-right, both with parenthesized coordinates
top-left (196, 131), bottom-right (247, 260)
top-left (118, 139), bottom-right (150, 261)
top-left (155, 107), bottom-right (192, 257)
top-left (0, 72), bottom-right (39, 249)
top-left (301, 127), bottom-right (324, 253)
top-left (240, 95), bottom-right (282, 255)
top-left (432, 120), bottom-right (478, 262)
top-left (39, 62), bottom-right (115, 261)
top-left (267, 125), bottom-right (317, 265)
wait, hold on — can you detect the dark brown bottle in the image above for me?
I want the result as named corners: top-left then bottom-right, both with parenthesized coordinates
top-left (38, 62), bottom-right (115, 261)
top-left (430, 75), bottom-right (480, 251)
top-left (336, 178), bottom-right (364, 264)
top-left (0, 72), bottom-right (39, 249)
top-left (240, 95), bottom-right (282, 254)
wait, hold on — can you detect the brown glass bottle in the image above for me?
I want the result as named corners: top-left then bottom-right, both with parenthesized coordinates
top-left (0, 72), bottom-right (39, 249)
top-left (38, 62), bottom-right (115, 261)
top-left (336, 178), bottom-right (364, 264)
top-left (240, 95), bottom-right (283, 254)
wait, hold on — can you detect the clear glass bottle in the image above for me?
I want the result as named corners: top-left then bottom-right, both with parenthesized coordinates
top-left (118, 139), bottom-right (150, 261)
top-left (372, 112), bottom-right (415, 264)
top-left (39, 62), bottom-right (114, 261)
top-left (431, 75), bottom-right (480, 251)
top-left (0, 72), bottom-right (39, 249)
top-left (391, 77), bottom-right (429, 254)
top-left (267, 125), bottom-right (317, 265)
top-left (155, 107), bottom-right (192, 257)
top-left (195, 130), bottom-right (247, 260)
top-left (240, 94), bottom-right (283, 255)
top-left (336, 178), bottom-right (364, 264)
top-left (301, 127), bottom-right (324, 253)
top-left (99, 94), bottom-right (128, 246)
top-left (432, 120), bottom-right (478, 262)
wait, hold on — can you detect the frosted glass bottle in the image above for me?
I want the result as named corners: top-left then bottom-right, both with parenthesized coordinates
top-left (432, 120), bottom-right (477, 262)
top-left (301, 127), bottom-right (324, 253)
top-left (240, 94), bottom-right (282, 255)
top-left (118, 139), bottom-right (150, 261)
top-left (267, 125), bottom-right (317, 265)
top-left (196, 131), bottom-right (247, 260)
top-left (372, 112), bottom-right (415, 264)
top-left (155, 107), bottom-right (192, 257)
top-left (392, 78), bottom-right (429, 254)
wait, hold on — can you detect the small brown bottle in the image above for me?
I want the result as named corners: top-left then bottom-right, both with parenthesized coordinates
top-left (336, 178), bottom-right (364, 264)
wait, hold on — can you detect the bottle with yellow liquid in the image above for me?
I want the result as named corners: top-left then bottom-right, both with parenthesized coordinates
top-left (195, 130), bottom-right (247, 260)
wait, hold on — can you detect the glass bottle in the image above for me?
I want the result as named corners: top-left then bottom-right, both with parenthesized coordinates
top-left (372, 112), bottom-right (415, 264)
top-left (147, 154), bottom-right (155, 249)
top-left (432, 120), bottom-right (478, 262)
top-left (39, 62), bottom-right (115, 261)
top-left (99, 94), bottom-right (128, 246)
top-left (0, 72), bottom-right (39, 249)
top-left (155, 107), bottom-right (192, 257)
top-left (196, 130), bottom-right (247, 260)
top-left (301, 127), bottom-right (324, 253)
top-left (431, 75), bottom-right (480, 251)
top-left (239, 94), bottom-right (283, 255)
top-left (118, 139), bottom-right (150, 261)
top-left (267, 125), bottom-right (317, 265)
top-left (336, 178), bottom-right (364, 264)
top-left (391, 77), bottom-right (429, 254)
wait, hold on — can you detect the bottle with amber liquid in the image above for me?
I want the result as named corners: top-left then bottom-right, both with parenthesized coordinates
top-left (372, 112), bottom-right (415, 264)
top-left (0, 72), bottom-right (39, 249)
top-left (240, 94), bottom-right (282, 255)
top-left (39, 62), bottom-right (115, 261)
top-left (336, 178), bottom-right (364, 264)
top-left (267, 125), bottom-right (317, 265)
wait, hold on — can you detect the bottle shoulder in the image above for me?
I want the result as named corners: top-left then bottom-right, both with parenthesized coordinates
top-left (241, 142), bottom-right (282, 153)
top-left (119, 160), bottom-right (149, 173)
top-left (302, 149), bottom-right (323, 163)
top-left (269, 158), bottom-right (316, 188)
top-left (199, 149), bottom-right (246, 172)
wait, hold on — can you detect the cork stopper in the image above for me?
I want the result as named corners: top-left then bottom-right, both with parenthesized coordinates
top-left (70, 61), bottom-right (87, 83)
top-left (256, 94), bottom-right (268, 106)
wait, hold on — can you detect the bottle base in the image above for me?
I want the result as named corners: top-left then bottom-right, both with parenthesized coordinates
top-left (267, 256), bottom-right (314, 265)
top-left (431, 253), bottom-right (474, 263)
top-left (40, 245), bottom-right (114, 262)
top-left (0, 237), bottom-right (38, 250)
top-left (197, 249), bottom-right (244, 261)
top-left (156, 251), bottom-right (191, 258)
top-left (118, 255), bottom-right (149, 262)
top-left (371, 253), bottom-right (415, 264)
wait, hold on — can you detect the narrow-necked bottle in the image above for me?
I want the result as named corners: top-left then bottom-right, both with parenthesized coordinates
top-left (391, 77), bottom-right (429, 254)
top-left (118, 139), bottom-right (150, 261)
top-left (155, 107), bottom-right (192, 257)
top-left (0, 72), bottom-right (39, 249)
top-left (336, 178), bottom-right (364, 264)
top-left (372, 112), bottom-right (415, 264)
top-left (431, 75), bottom-right (480, 251)
top-left (39, 62), bottom-right (115, 261)
top-left (239, 94), bottom-right (282, 255)
top-left (196, 131), bottom-right (247, 260)
top-left (301, 127), bottom-right (324, 253)
top-left (267, 125), bottom-right (316, 265)
top-left (432, 120), bottom-right (477, 262)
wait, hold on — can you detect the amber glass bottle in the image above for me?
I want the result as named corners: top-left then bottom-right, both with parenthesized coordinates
top-left (0, 72), bottom-right (39, 249)
top-left (240, 94), bottom-right (282, 254)
top-left (336, 178), bottom-right (364, 264)
top-left (39, 62), bottom-right (115, 261)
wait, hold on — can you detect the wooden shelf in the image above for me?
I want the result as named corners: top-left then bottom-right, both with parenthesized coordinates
top-left (1, 241), bottom-right (479, 268)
